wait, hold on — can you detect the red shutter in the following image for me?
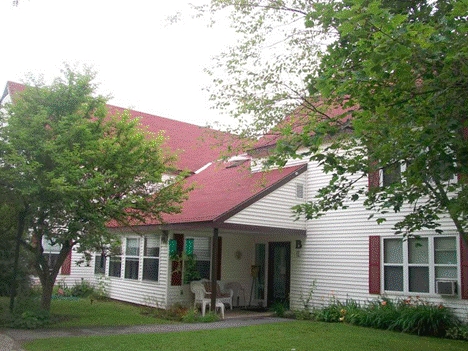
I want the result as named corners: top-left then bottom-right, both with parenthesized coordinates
top-left (369, 236), bottom-right (381, 294)
top-left (61, 250), bottom-right (72, 275)
top-left (460, 236), bottom-right (468, 299)
top-left (368, 160), bottom-right (380, 190)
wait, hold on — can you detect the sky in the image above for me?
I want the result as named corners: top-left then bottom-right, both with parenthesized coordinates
top-left (0, 0), bottom-right (235, 127)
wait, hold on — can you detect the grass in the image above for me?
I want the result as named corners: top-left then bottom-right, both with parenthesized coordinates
top-left (23, 321), bottom-right (468, 351)
top-left (0, 297), bottom-right (174, 328)
top-left (48, 299), bottom-right (175, 328)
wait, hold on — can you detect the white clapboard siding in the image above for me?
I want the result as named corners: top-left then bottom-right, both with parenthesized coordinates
top-left (54, 247), bottom-right (96, 287)
top-left (225, 173), bottom-right (307, 230)
top-left (290, 159), bottom-right (468, 321)
top-left (220, 234), bottom-right (256, 306)
top-left (102, 235), bottom-right (170, 308)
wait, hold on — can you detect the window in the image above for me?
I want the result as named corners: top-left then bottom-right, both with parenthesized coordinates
top-left (94, 254), bottom-right (106, 275)
top-left (188, 237), bottom-right (211, 280)
top-left (142, 236), bottom-right (160, 281)
top-left (381, 162), bottom-right (401, 187)
top-left (383, 236), bottom-right (457, 294)
top-left (42, 240), bottom-right (61, 273)
top-left (109, 256), bottom-right (121, 277)
top-left (296, 183), bottom-right (304, 199)
top-left (125, 238), bottom-right (140, 280)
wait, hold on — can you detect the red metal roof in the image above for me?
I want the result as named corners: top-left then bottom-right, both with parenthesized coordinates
top-left (3, 81), bottom-right (231, 172)
top-left (107, 105), bottom-right (230, 172)
top-left (4, 81), bottom-right (307, 228)
top-left (159, 161), bottom-right (307, 224)
top-left (253, 100), bottom-right (354, 151)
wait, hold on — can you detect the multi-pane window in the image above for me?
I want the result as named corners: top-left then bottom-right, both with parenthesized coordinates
top-left (142, 236), bottom-right (160, 281)
top-left (434, 237), bottom-right (457, 281)
top-left (109, 255), bottom-right (121, 277)
top-left (105, 235), bottom-right (161, 282)
top-left (192, 237), bottom-right (211, 279)
top-left (383, 236), bottom-right (457, 294)
top-left (125, 238), bottom-right (140, 280)
top-left (94, 254), bottom-right (106, 275)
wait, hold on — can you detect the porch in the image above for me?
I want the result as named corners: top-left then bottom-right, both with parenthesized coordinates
top-left (165, 224), bottom-right (306, 313)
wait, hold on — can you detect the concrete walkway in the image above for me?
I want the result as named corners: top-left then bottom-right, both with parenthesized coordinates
top-left (0, 315), bottom-right (292, 351)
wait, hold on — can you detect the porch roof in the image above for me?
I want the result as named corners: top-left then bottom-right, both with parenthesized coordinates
top-left (110, 161), bottom-right (307, 235)
top-left (164, 161), bottom-right (306, 224)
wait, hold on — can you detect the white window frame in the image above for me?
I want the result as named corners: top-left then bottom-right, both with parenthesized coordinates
top-left (142, 235), bottom-right (160, 282)
top-left (381, 235), bottom-right (459, 296)
top-left (124, 237), bottom-right (141, 280)
top-left (379, 162), bottom-right (405, 188)
top-left (94, 253), bottom-right (106, 275)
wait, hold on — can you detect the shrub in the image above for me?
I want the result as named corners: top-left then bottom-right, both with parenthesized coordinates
top-left (7, 309), bottom-right (51, 329)
top-left (315, 299), bottom-right (344, 323)
top-left (91, 276), bottom-right (110, 301)
top-left (70, 279), bottom-right (95, 298)
top-left (361, 298), bottom-right (400, 329)
top-left (271, 301), bottom-right (288, 317)
top-left (314, 296), bottom-right (462, 339)
top-left (180, 308), bottom-right (220, 323)
top-left (390, 297), bottom-right (459, 337)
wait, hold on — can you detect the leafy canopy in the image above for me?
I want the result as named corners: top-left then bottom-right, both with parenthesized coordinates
top-left (0, 66), bottom-right (188, 309)
top-left (203, 0), bottom-right (468, 241)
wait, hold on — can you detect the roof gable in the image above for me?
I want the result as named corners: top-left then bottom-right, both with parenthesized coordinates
top-left (161, 161), bottom-right (307, 224)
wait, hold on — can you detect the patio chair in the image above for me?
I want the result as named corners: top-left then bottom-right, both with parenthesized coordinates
top-left (224, 281), bottom-right (246, 307)
top-left (190, 280), bottom-right (233, 317)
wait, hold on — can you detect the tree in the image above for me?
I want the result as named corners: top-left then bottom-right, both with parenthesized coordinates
top-left (0, 67), bottom-right (188, 311)
top-left (203, 0), bottom-right (468, 242)
top-left (0, 200), bottom-right (31, 300)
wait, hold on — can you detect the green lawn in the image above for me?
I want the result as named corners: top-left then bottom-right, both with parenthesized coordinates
top-left (0, 297), bottom-right (174, 328)
top-left (23, 321), bottom-right (467, 351)
top-left (48, 299), bottom-right (176, 328)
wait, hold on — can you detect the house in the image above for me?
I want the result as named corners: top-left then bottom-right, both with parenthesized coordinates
top-left (2, 81), bottom-right (467, 321)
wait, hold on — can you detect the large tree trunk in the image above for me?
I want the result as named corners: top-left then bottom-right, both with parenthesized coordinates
top-left (33, 243), bottom-right (72, 312)
top-left (41, 278), bottom-right (55, 311)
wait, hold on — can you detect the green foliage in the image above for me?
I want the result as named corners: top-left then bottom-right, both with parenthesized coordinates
top-left (183, 254), bottom-right (202, 284)
top-left (180, 308), bottom-right (220, 323)
top-left (0, 289), bottom-right (51, 329)
top-left (314, 298), bottom-right (344, 323)
top-left (140, 302), bottom-right (189, 321)
top-left (0, 204), bottom-right (32, 297)
top-left (446, 325), bottom-right (468, 341)
top-left (91, 275), bottom-right (110, 301)
top-left (6, 309), bottom-right (51, 329)
top-left (313, 296), bottom-right (462, 338)
top-left (0, 66), bottom-right (189, 310)
top-left (204, 0), bottom-right (468, 241)
top-left (295, 281), bottom-right (316, 319)
top-left (69, 280), bottom-right (95, 298)
top-left (390, 298), bottom-right (460, 337)
top-left (271, 300), bottom-right (288, 317)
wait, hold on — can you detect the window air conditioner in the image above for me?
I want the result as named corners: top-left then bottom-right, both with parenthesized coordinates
top-left (436, 280), bottom-right (457, 296)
